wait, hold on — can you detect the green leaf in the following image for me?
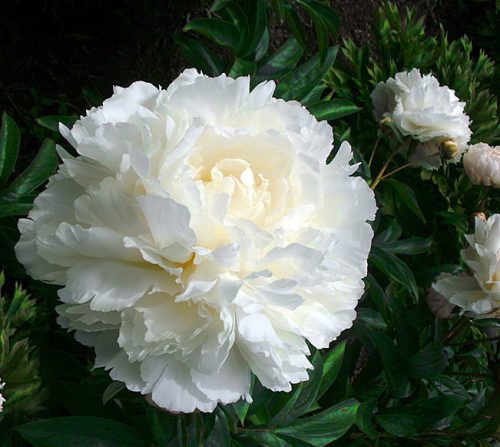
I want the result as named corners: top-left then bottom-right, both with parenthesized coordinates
top-left (223, 2), bottom-right (249, 51)
top-left (373, 220), bottom-right (402, 245)
top-left (255, 38), bottom-right (303, 82)
top-left (375, 396), bottom-right (466, 437)
top-left (381, 237), bottom-right (433, 255)
top-left (471, 318), bottom-right (500, 329)
top-left (4, 139), bottom-right (57, 198)
top-left (255, 27), bottom-right (270, 62)
top-left (204, 408), bottom-right (231, 447)
top-left (210, 0), bottom-right (231, 12)
top-left (317, 340), bottom-right (346, 399)
top-left (184, 18), bottom-right (239, 50)
top-left (386, 178), bottom-right (426, 224)
top-left (296, 0), bottom-right (339, 35)
top-left (270, 351), bottom-right (324, 424)
top-left (36, 115), bottom-right (77, 133)
top-left (311, 13), bottom-right (328, 64)
top-left (232, 398), bottom-right (250, 425)
top-left (0, 112), bottom-right (20, 188)
top-left (354, 324), bottom-right (409, 398)
top-left (274, 399), bottom-right (359, 446)
top-left (271, 0), bottom-right (285, 19)
top-left (0, 201), bottom-right (33, 218)
top-left (284, 5), bottom-right (310, 54)
top-left (300, 84), bottom-right (327, 107)
top-left (370, 247), bottom-right (419, 299)
top-left (275, 46), bottom-right (338, 101)
top-left (102, 382), bottom-right (125, 405)
top-left (146, 407), bottom-right (176, 446)
top-left (308, 99), bottom-right (361, 121)
top-left (407, 344), bottom-right (448, 379)
top-left (240, 431), bottom-right (287, 447)
top-left (17, 417), bottom-right (147, 447)
top-left (432, 375), bottom-right (469, 401)
top-left (229, 58), bottom-right (257, 78)
top-left (364, 274), bottom-right (391, 322)
top-left (357, 308), bottom-right (387, 330)
top-left (355, 400), bottom-right (378, 438)
top-left (238, 0), bottom-right (268, 60)
top-left (174, 35), bottom-right (225, 77)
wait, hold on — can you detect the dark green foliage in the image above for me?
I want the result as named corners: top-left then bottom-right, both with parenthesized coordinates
top-left (0, 113), bottom-right (58, 219)
top-left (178, 0), bottom-right (361, 125)
top-left (17, 417), bottom-right (149, 447)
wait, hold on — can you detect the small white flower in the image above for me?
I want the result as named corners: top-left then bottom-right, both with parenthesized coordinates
top-left (463, 143), bottom-right (500, 188)
top-left (0, 380), bottom-right (5, 413)
top-left (15, 69), bottom-right (376, 413)
top-left (372, 68), bottom-right (471, 168)
top-left (433, 215), bottom-right (500, 315)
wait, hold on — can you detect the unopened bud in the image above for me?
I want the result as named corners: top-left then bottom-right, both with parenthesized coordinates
top-left (469, 212), bottom-right (487, 230)
top-left (472, 212), bottom-right (486, 222)
top-left (379, 117), bottom-right (393, 127)
top-left (441, 139), bottom-right (458, 160)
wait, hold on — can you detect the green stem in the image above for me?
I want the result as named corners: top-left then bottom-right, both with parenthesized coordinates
top-left (443, 317), bottom-right (469, 345)
top-left (449, 336), bottom-right (500, 347)
top-left (370, 150), bottom-right (397, 190)
top-left (368, 135), bottom-right (383, 168)
top-left (380, 153), bottom-right (439, 180)
top-left (447, 371), bottom-right (492, 379)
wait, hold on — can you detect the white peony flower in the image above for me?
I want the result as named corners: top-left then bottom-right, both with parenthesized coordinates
top-left (463, 143), bottom-right (500, 188)
top-left (371, 68), bottom-right (471, 168)
top-left (15, 69), bottom-right (376, 413)
top-left (426, 273), bottom-right (457, 319)
top-left (0, 380), bottom-right (5, 413)
top-left (433, 215), bottom-right (500, 315)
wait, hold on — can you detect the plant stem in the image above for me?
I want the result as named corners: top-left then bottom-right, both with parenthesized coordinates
top-left (443, 317), bottom-right (469, 345)
top-left (449, 336), bottom-right (500, 347)
top-left (380, 153), bottom-right (439, 180)
top-left (447, 371), bottom-right (492, 379)
top-left (370, 150), bottom-right (397, 190)
top-left (368, 135), bottom-right (383, 168)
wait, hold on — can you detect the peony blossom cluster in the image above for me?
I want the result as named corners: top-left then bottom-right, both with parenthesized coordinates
top-left (15, 69), bottom-right (376, 412)
top-left (371, 68), bottom-right (471, 169)
top-left (433, 215), bottom-right (500, 316)
top-left (463, 143), bottom-right (500, 188)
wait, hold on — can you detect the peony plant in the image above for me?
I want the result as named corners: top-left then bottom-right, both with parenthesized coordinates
top-left (1, 1), bottom-right (499, 446)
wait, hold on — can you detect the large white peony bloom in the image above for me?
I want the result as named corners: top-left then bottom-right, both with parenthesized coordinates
top-left (433, 215), bottom-right (500, 315)
top-left (371, 68), bottom-right (471, 169)
top-left (464, 143), bottom-right (500, 188)
top-left (15, 69), bottom-right (376, 413)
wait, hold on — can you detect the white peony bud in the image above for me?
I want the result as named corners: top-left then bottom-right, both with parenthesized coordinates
top-left (15, 69), bottom-right (377, 413)
top-left (463, 143), bottom-right (500, 188)
top-left (433, 214), bottom-right (500, 315)
top-left (442, 140), bottom-right (459, 160)
top-left (371, 68), bottom-right (471, 169)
